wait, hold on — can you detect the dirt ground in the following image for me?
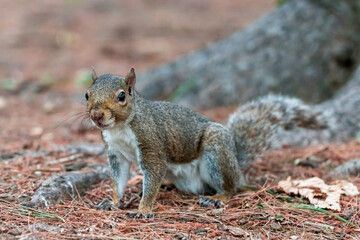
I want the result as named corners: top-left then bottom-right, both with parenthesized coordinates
top-left (1, 1), bottom-right (360, 239)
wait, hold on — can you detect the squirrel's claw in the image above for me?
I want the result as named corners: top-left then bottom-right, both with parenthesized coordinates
top-left (96, 198), bottom-right (117, 211)
top-left (126, 211), bottom-right (154, 219)
top-left (198, 196), bottom-right (223, 209)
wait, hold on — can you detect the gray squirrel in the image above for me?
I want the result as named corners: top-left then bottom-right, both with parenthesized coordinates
top-left (85, 68), bottom-right (327, 218)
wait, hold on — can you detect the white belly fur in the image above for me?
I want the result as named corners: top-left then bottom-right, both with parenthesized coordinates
top-left (102, 124), bottom-right (140, 164)
top-left (166, 160), bottom-right (204, 194)
top-left (102, 125), bottom-right (205, 194)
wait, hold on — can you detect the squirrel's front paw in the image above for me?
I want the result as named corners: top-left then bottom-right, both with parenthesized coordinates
top-left (126, 211), bottom-right (154, 219)
top-left (96, 198), bottom-right (118, 211)
top-left (198, 196), bottom-right (223, 209)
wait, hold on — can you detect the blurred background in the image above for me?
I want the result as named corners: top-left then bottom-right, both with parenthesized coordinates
top-left (0, 0), bottom-right (275, 152)
top-left (0, 0), bottom-right (274, 89)
top-left (1, 0), bottom-right (360, 153)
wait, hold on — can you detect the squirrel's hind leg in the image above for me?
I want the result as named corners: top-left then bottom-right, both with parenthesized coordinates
top-left (197, 123), bottom-right (242, 208)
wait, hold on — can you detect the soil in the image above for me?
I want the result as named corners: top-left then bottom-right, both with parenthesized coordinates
top-left (1, 1), bottom-right (360, 239)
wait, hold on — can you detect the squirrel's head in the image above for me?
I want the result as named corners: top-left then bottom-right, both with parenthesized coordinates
top-left (86, 68), bottom-right (136, 130)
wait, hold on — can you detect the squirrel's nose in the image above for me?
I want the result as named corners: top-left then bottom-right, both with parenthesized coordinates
top-left (92, 111), bottom-right (104, 122)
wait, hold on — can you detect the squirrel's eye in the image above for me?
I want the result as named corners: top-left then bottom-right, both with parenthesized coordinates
top-left (117, 92), bottom-right (126, 102)
top-left (85, 92), bottom-right (89, 101)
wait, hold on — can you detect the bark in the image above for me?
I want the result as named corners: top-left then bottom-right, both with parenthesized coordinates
top-left (26, 164), bottom-right (110, 207)
top-left (137, 0), bottom-right (360, 109)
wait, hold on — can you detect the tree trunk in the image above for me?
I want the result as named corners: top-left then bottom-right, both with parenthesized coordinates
top-left (137, 0), bottom-right (360, 109)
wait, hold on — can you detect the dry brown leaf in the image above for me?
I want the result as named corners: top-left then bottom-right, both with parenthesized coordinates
top-left (278, 177), bottom-right (359, 211)
top-left (227, 226), bottom-right (249, 237)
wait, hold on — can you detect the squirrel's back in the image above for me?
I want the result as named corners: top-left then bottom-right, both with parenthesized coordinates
top-left (131, 96), bottom-right (213, 164)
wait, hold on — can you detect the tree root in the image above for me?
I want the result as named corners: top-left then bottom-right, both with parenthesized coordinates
top-left (25, 164), bottom-right (110, 208)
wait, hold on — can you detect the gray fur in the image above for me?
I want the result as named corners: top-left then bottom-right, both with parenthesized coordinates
top-left (199, 151), bottom-right (225, 194)
top-left (108, 153), bottom-right (120, 177)
top-left (228, 94), bottom-right (328, 168)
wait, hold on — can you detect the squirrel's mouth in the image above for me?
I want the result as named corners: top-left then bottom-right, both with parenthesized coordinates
top-left (90, 114), bottom-right (115, 129)
top-left (96, 122), bottom-right (109, 128)
top-left (91, 120), bottom-right (111, 129)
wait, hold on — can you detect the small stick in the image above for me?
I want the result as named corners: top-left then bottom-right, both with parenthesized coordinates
top-left (48, 153), bottom-right (84, 165)
top-left (303, 221), bottom-right (334, 230)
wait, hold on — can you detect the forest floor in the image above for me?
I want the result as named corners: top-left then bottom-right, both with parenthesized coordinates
top-left (1, 1), bottom-right (360, 239)
top-left (1, 91), bottom-right (360, 239)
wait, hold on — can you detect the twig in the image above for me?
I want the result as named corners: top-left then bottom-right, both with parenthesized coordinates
top-left (303, 221), bottom-right (334, 230)
top-left (124, 194), bottom-right (140, 209)
top-left (48, 153), bottom-right (84, 165)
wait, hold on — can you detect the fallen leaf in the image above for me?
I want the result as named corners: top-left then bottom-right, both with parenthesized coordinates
top-left (227, 226), bottom-right (249, 237)
top-left (278, 177), bottom-right (359, 211)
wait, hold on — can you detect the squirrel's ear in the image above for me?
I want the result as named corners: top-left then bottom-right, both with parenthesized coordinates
top-left (91, 66), bottom-right (98, 82)
top-left (125, 68), bottom-right (136, 95)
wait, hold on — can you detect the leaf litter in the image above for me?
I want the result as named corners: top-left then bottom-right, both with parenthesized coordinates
top-left (279, 177), bottom-right (359, 211)
top-left (1, 141), bottom-right (360, 239)
top-left (1, 92), bottom-right (360, 239)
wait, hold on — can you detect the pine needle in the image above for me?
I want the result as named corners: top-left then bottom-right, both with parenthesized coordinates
top-left (293, 204), bottom-right (358, 228)
top-left (10, 205), bottom-right (65, 222)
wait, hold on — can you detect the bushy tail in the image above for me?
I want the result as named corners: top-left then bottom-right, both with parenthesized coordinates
top-left (227, 95), bottom-right (328, 168)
